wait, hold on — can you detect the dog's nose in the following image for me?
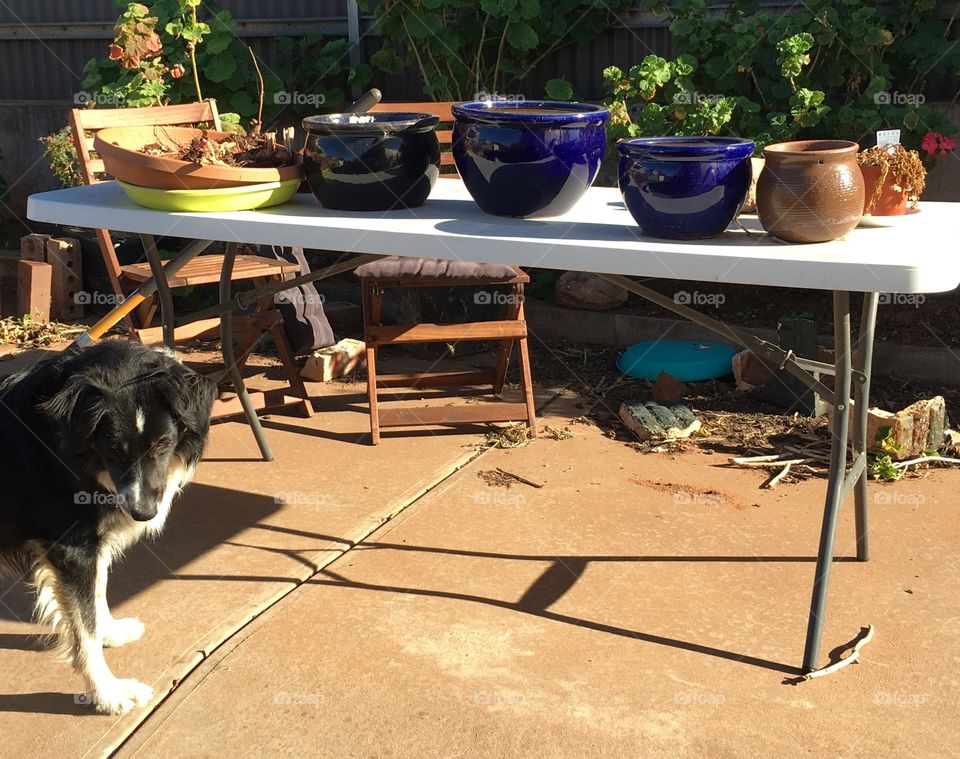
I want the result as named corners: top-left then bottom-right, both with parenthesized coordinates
top-left (117, 487), bottom-right (158, 522)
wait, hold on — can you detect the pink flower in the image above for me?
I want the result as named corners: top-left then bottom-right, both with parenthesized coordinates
top-left (922, 131), bottom-right (957, 158)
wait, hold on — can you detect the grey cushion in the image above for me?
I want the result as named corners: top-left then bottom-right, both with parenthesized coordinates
top-left (355, 256), bottom-right (517, 281)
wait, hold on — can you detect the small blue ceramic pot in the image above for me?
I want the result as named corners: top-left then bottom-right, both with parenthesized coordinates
top-left (452, 101), bottom-right (609, 218)
top-left (617, 137), bottom-right (755, 239)
top-left (302, 112), bottom-right (440, 211)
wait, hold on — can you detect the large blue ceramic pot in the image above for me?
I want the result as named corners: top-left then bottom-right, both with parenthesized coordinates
top-left (302, 112), bottom-right (440, 211)
top-left (618, 137), bottom-right (755, 239)
top-left (452, 101), bottom-right (609, 218)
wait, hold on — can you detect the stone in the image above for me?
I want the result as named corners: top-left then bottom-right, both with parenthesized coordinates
top-left (652, 371), bottom-right (687, 402)
top-left (555, 271), bottom-right (627, 311)
top-left (732, 350), bottom-right (773, 390)
top-left (619, 400), bottom-right (701, 441)
top-left (301, 338), bottom-right (366, 382)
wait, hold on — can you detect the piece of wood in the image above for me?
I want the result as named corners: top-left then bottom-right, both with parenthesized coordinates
top-left (301, 338), bottom-right (367, 382)
top-left (17, 260), bottom-right (52, 322)
top-left (803, 625), bottom-right (875, 680)
top-left (374, 369), bottom-right (495, 388)
top-left (495, 467), bottom-right (544, 488)
top-left (46, 237), bottom-right (83, 321)
top-left (120, 254), bottom-right (299, 287)
top-left (368, 320), bottom-right (527, 345)
top-left (377, 402), bottom-right (530, 427)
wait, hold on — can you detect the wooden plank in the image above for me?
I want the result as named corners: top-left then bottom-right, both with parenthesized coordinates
top-left (371, 102), bottom-right (454, 121)
top-left (73, 101), bottom-right (217, 131)
top-left (377, 402), bottom-right (529, 427)
top-left (121, 254), bottom-right (299, 287)
top-left (17, 260), bottom-right (52, 322)
top-left (46, 237), bottom-right (83, 321)
top-left (137, 310), bottom-right (282, 345)
top-left (375, 370), bottom-right (495, 388)
top-left (368, 320), bottom-right (526, 345)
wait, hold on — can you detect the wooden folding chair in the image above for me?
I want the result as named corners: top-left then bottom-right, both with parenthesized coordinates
top-left (70, 101), bottom-right (312, 419)
top-left (359, 102), bottom-right (536, 444)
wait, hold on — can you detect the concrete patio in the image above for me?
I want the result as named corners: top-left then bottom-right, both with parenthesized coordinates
top-left (0, 355), bottom-right (957, 758)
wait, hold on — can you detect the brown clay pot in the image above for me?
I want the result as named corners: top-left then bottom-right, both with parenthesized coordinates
top-left (756, 140), bottom-right (864, 243)
top-left (859, 164), bottom-right (908, 216)
top-left (93, 126), bottom-right (302, 190)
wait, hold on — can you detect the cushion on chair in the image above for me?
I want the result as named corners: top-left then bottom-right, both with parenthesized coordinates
top-left (354, 256), bottom-right (517, 281)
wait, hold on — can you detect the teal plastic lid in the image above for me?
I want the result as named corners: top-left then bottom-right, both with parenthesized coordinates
top-left (617, 339), bottom-right (737, 382)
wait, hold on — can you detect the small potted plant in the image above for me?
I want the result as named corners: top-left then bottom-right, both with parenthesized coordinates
top-left (857, 143), bottom-right (927, 216)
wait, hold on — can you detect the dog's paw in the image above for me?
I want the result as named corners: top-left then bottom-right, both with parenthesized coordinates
top-left (93, 678), bottom-right (154, 715)
top-left (102, 617), bottom-right (145, 648)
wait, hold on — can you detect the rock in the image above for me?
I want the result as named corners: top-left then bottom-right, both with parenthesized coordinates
top-left (652, 371), bottom-right (687, 402)
top-left (835, 396), bottom-right (947, 460)
top-left (732, 350), bottom-right (772, 390)
top-left (555, 271), bottom-right (628, 311)
top-left (301, 338), bottom-right (366, 382)
top-left (619, 401), bottom-right (701, 441)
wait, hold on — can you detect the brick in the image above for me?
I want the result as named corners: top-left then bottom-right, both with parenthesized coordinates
top-left (20, 233), bottom-right (50, 263)
top-left (301, 338), bottom-right (367, 382)
top-left (836, 396), bottom-right (948, 460)
top-left (619, 400), bottom-right (701, 441)
top-left (46, 237), bottom-right (83, 321)
top-left (652, 371), bottom-right (687, 402)
top-left (17, 260), bottom-right (52, 322)
top-left (732, 349), bottom-right (773, 390)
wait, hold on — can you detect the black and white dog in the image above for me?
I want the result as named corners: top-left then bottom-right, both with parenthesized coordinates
top-left (0, 340), bottom-right (216, 714)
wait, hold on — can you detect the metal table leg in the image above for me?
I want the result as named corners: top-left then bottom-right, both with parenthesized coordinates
top-left (852, 293), bottom-right (879, 562)
top-left (802, 291), bottom-right (854, 672)
top-left (141, 234), bottom-right (176, 350)
top-left (220, 242), bottom-right (273, 462)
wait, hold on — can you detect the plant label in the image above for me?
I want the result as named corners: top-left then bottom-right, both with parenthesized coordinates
top-left (876, 129), bottom-right (901, 149)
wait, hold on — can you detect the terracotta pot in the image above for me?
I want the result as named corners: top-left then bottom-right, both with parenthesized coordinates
top-left (93, 126), bottom-right (302, 190)
top-left (756, 140), bottom-right (864, 243)
top-left (859, 164), bottom-right (908, 216)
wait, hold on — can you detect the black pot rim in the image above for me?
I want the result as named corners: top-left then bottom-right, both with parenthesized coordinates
top-left (302, 112), bottom-right (439, 136)
top-left (452, 100), bottom-right (610, 126)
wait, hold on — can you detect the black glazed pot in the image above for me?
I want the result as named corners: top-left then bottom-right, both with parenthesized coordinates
top-left (301, 113), bottom-right (440, 211)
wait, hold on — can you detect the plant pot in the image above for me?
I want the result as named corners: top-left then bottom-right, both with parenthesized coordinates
top-left (859, 164), bottom-right (908, 216)
top-left (617, 136), bottom-right (755, 240)
top-left (94, 126), bottom-right (302, 190)
top-left (756, 140), bottom-right (864, 243)
top-left (739, 156), bottom-right (765, 214)
top-left (302, 113), bottom-right (440, 211)
top-left (452, 101), bottom-right (609, 218)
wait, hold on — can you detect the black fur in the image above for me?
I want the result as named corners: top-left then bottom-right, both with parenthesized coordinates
top-left (0, 340), bottom-right (216, 713)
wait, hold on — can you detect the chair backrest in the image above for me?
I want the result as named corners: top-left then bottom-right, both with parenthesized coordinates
top-left (68, 101), bottom-right (223, 310)
top-left (70, 100), bottom-right (222, 185)
top-left (370, 101), bottom-right (457, 175)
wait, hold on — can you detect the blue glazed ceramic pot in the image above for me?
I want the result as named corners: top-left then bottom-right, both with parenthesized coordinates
top-left (302, 112), bottom-right (440, 211)
top-left (617, 137), bottom-right (755, 239)
top-left (452, 101), bottom-right (609, 218)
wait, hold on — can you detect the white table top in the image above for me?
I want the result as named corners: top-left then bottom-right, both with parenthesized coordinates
top-left (27, 179), bottom-right (960, 294)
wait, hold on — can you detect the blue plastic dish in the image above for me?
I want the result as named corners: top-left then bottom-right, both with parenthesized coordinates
top-left (617, 136), bottom-right (755, 239)
top-left (617, 339), bottom-right (737, 382)
top-left (452, 100), bottom-right (609, 218)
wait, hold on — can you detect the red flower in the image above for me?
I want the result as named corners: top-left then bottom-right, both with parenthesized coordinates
top-left (922, 131), bottom-right (957, 158)
top-left (170, 63), bottom-right (185, 79)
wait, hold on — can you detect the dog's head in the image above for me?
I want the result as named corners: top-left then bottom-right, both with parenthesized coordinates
top-left (40, 343), bottom-right (217, 522)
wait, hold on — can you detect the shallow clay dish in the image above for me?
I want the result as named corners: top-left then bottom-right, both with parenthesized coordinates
top-left (94, 126), bottom-right (302, 190)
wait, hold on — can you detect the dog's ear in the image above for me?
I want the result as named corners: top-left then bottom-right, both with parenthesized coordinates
top-left (39, 373), bottom-right (110, 437)
top-left (157, 356), bottom-right (218, 435)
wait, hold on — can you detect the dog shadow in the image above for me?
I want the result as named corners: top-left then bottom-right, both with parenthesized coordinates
top-left (0, 482), bottom-right (283, 715)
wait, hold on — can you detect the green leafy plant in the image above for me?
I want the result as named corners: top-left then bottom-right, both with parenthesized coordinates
top-left (82, 1), bottom-right (367, 123)
top-left (870, 427), bottom-right (905, 481)
top-left (39, 128), bottom-right (82, 188)
top-left (366, 0), bottom-right (634, 101)
top-left (641, 0), bottom-right (958, 153)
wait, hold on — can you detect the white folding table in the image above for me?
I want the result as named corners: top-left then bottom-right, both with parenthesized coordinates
top-left (28, 179), bottom-right (960, 673)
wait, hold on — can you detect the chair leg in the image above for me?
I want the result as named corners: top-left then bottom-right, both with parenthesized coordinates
top-left (270, 321), bottom-right (313, 418)
top-left (516, 300), bottom-right (537, 435)
top-left (362, 281), bottom-right (382, 445)
top-left (493, 282), bottom-right (523, 394)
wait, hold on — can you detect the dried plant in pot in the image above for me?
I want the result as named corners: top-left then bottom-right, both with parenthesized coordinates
top-left (857, 144), bottom-right (926, 217)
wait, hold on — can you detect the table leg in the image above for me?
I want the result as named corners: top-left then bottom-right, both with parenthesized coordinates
top-left (219, 242), bottom-right (273, 462)
top-left (802, 291), bottom-right (853, 672)
top-left (852, 293), bottom-right (879, 562)
top-left (141, 234), bottom-right (175, 350)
